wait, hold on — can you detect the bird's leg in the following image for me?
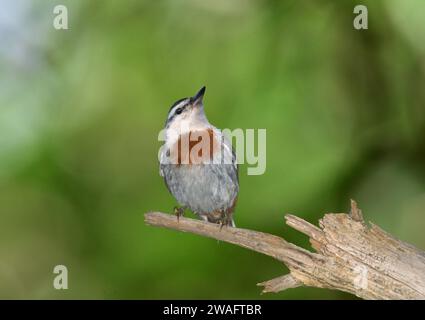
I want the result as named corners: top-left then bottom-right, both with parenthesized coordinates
top-left (219, 213), bottom-right (228, 231)
top-left (173, 206), bottom-right (187, 222)
top-left (219, 213), bottom-right (235, 230)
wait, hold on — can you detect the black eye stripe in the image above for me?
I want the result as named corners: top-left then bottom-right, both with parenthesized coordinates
top-left (165, 98), bottom-right (190, 127)
top-left (168, 98), bottom-right (188, 113)
top-left (170, 101), bottom-right (189, 117)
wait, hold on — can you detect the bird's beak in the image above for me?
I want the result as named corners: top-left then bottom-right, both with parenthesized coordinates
top-left (191, 86), bottom-right (206, 106)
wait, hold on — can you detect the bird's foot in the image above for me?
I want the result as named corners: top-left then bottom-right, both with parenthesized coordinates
top-left (219, 214), bottom-right (234, 230)
top-left (173, 206), bottom-right (186, 222)
top-left (219, 215), bottom-right (229, 230)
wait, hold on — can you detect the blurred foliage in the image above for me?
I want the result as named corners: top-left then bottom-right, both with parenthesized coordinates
top-left (0, 0), bottom-right (425, 299)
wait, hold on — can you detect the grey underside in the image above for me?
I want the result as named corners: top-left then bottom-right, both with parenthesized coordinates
top-left (161, 163), bottom-right (239, 221)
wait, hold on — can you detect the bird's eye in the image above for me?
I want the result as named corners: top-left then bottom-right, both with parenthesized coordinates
top-left (175, 108), bottom-right (183, 115)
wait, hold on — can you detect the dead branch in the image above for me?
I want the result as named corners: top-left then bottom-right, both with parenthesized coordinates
top-left (144, 201), bottom-right (425, 300)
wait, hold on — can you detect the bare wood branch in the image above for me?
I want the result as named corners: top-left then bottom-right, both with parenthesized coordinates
top-left (285, 214), bottom-right (324, 241)
top-left (257, 274), bottom-right (302, 293)
top-left (349, 199), bottom-right (364, 222)
top-left (144, 203), bottom-right (425, 300)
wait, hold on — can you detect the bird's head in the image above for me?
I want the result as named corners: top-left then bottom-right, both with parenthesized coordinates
top-left (165, 86), bottom-right (209, 135)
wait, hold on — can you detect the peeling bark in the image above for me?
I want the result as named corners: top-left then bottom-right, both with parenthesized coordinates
top-left (145, 201), bottom-right (425, 300)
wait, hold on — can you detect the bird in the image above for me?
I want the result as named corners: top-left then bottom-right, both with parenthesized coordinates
top-left (159, 86), bottom-right (239, 227)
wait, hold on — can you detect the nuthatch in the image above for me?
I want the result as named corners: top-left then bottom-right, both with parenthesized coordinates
top-left (159, 86), bottom-right (239, 227)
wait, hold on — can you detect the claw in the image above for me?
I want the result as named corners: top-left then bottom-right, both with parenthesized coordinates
top-left (219, 214), bottom-right (233, 229)
top-left (219, 216), bottom-right (228, 231)
top-left (173, 206), bottom-right (185, 222)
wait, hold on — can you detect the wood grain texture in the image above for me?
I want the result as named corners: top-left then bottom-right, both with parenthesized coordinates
top-left (144, 201), bottom-right (425, 300)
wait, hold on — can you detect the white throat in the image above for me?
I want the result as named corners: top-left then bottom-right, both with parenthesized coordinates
top-left (165, 108), bottom-right (211, 146)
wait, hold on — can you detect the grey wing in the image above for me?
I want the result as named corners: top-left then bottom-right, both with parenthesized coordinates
top-left (232, 146), bottom-right (239, 183)
top-left (159, 144), bottom-right (169, 177)
top-left (221, 132), bottom-right (239, 186)
top-left (159, 145), bottom-right (175, 196)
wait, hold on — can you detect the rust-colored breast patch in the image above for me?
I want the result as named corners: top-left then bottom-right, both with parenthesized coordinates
top-left (170, 129), bottom-right (220, 165)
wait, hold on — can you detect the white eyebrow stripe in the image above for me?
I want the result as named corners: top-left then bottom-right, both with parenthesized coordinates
top-left (168, 99), bottom-right (189, 119)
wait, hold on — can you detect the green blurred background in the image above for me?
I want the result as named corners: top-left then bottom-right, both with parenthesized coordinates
top-left (1, 0), bottom-right (424, 299)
